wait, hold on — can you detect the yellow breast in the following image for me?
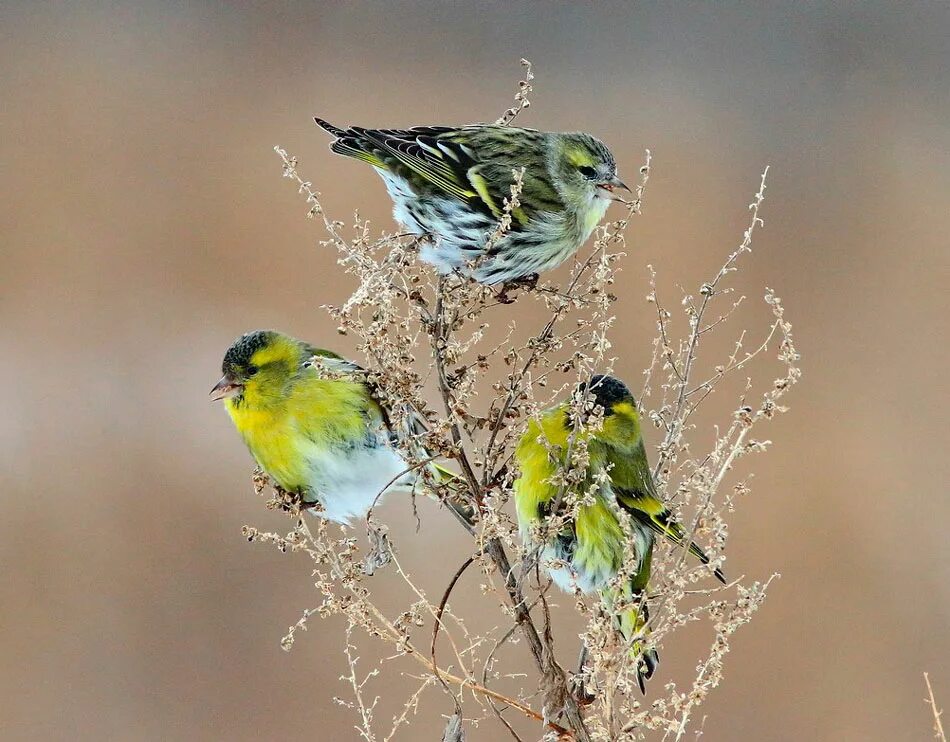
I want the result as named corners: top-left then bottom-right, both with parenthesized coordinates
top-left (580, 197), bottom-right (611, 240)
top-left (225, 377), bottom-right (377, 493)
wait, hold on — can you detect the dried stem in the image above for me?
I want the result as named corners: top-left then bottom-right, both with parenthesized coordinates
top-left (926, 673), bottom-right (947, 742)
top-left (495, 59), bottom-right (534, 126)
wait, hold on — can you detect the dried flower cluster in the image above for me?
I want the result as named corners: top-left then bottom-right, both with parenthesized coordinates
top-left (243, 64), bottom-right (800, 741)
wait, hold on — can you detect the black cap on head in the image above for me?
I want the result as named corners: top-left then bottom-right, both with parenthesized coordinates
top-left (222, 330), bottom-right (277, 374)
top-left (577, 374), bottom-right (634, 413)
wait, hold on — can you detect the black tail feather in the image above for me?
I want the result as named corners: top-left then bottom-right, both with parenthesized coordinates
top-left (314, 117), bottom-right (347, 138)
top-left (636, 648), bottom-right (659, 694)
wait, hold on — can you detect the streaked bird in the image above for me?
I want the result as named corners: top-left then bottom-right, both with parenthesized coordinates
top-left (315, 118), bottom-right (628, 286)
top-left (514, 375), bottom-right (725, 691)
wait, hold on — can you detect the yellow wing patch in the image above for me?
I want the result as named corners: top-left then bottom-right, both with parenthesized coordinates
top-left (330, 141), bottom-right (386, 169)
top-left (467, 169), bottom-right (502, 217)
top-left (384, 143), bottom-right (476, 200)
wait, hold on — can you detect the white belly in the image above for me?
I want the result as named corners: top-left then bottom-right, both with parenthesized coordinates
top-left (545, 552), bottom-right (598, 594)
top-left (534, 516), bottom-right (654, 596)
top-left (303, 440), bottom-right (415, 525)
top-left (372, 167), bottom-right (612, 285)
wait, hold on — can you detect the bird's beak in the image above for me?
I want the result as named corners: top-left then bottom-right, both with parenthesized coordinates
top-left (210, 374), bottom-right (243, 401)
top-left (596, 176), bottom-right (631, 202)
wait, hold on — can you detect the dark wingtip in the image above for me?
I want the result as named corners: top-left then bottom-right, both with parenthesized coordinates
top-left (690, 541), bottom-right (727, 584)
top-left (636, 649), bottom-right (658, 695)
top-left (314, 117), bottom-right (345, 137)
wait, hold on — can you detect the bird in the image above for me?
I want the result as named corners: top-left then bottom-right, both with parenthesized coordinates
top-left (211, 329), bottom-right (435, 525)
top-left (314, 118), bottom-right (629, 286)
top-left (514, 375), bottom-right (725, 692)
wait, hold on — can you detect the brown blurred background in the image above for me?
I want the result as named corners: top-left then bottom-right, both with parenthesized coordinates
top-left (2, 2), bottom-right (948, 740)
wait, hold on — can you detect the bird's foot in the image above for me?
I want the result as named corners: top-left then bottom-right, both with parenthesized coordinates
top-left (495, 273), bottom-right (539, 304)
top-left (267, 485), bottom-right (323, 517)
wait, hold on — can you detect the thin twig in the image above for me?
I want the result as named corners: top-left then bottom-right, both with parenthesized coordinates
top-left (431, 555), bottom-right (477, 693)
top-left (926, 673), bottom-right (947, 742)
top-left (294, 516), bottom-right (563, 732)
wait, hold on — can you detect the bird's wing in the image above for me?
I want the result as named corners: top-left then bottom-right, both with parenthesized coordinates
top-left (316, 119), bottom-right (481, 201)
top-left (315, 120), bottom-right (558, 221)
top-left (296, 342), bottom-right (426, 448)
top-left (334, 358), bottom-right (474, 524)
top-left (300, 345), bottom-right (357, 371)
top-left (615, 487), bottom-right (726, 584)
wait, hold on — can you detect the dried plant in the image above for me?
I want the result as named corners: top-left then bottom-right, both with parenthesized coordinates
top-left (243, 63), bottom-right (800, 740)
top-left (925, 673), bottom-right (947, 742)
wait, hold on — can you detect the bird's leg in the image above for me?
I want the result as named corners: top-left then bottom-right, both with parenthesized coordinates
top-left (518, 272), bottom-right (541, 291)
top-left (569, 644), bottom-right (595, 706)
top-left (495, 273), bottom-right (540, 304)
top-left (297, 499), bottom-right (324, 512)
top-left (407, 231), bottom-right (440, 256)
top-left (269, 484), bottom-right (324, 516)
top-left (496, 287), bottom-right (515, 305)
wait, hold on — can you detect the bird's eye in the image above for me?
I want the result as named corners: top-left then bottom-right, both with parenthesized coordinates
top-left (246, 364), bottom-right (259, 376)
top-left (578, 165), bottom-right (597, 179)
